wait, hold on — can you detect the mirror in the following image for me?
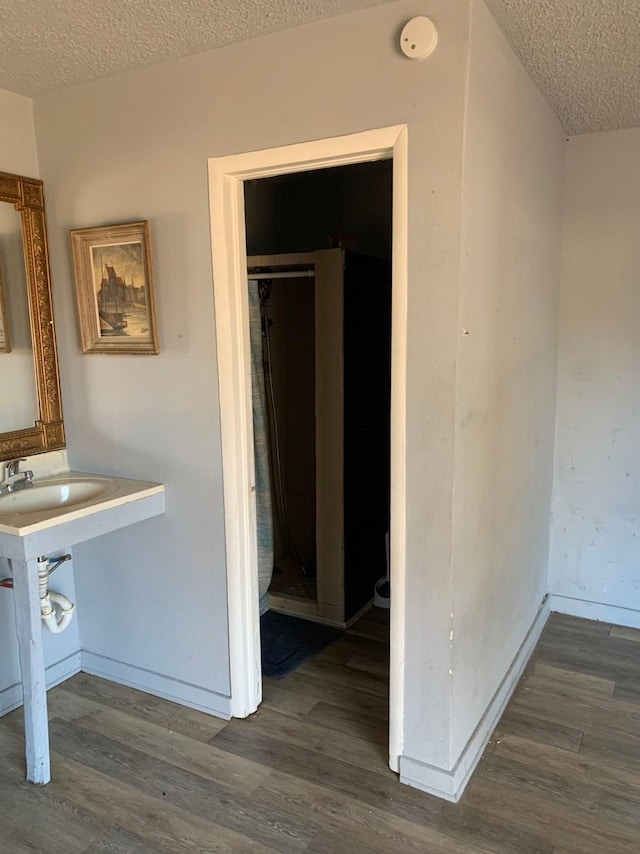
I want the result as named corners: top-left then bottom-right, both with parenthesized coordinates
top-left (0, 203), bottom-right (39, 430)
top-left (0, 171), bottom-right (64, 461)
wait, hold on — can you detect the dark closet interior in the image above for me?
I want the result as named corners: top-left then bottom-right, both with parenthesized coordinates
top-left (245, 159), bottom-right (392, 627)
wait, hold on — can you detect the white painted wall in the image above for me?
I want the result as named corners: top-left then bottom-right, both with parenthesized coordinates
top-left (0, 89), bottom-right (80, 700)
top-left (26, 0), bottom-right (569, 794)
top-left (33, 0), bottom-right (469, 765)
top-left (0, 89), bottom-right (38, 176)
top-left (0, 95), bottom-right (80, 716)
top-left (451, 0), bottom-right (564, 762)
top-left (550, 127), bottom-right (640, 628)
top-left (0, 97), bottom-right (80, 718)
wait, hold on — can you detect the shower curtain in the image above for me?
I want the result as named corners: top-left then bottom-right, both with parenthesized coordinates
top-left (248, 281), bottom-right (274, 616)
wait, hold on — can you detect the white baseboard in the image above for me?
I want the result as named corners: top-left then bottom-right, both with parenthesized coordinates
top-left (399, 596), bottom-right (550, 802)
top-left (81, 650), bottom-right (231, 720)
top-left (0, 651), bottom-right (81, 717)
top-left (550, 594), bottom-right (640, 629)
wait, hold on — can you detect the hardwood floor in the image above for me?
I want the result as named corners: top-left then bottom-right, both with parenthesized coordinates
top-left (2, 610), bottom-right (640, 853)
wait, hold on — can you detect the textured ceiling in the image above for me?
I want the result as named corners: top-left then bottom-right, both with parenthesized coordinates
top-left (0, 0), bottom-right (391, 97)
top-left (0, 0), bottom-right (639, 135)
top-left (486, 0), bottom-right (640, 135)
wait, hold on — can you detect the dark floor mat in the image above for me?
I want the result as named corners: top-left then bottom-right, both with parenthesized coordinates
top-left (261, 610), bottom-right (342, 679)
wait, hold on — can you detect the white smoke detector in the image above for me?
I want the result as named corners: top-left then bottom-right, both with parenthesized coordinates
top-left (400, 16), bottom-right (438, 60)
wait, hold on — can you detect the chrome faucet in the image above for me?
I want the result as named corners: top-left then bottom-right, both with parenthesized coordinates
top-left (0, 458), bottom-right (34, 495)
top-left (7, 458), bottom-right (26, 478)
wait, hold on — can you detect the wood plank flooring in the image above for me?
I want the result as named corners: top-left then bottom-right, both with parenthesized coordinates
top-left (2, 610), bottom-right (640, 853)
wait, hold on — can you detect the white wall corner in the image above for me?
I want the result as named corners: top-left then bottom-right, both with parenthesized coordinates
top-left (81, 650), bottom-right (231, 720)
top-left (399, 595), bottom-right (550, 801)
top-left (0, 650), bottom-right (81, 718)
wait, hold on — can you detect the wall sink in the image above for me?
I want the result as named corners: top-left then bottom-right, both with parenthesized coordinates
top-left (0, 470), bottom-right (165, 786)
top-left (0, 472), bottom-right (164, 540)
top-left (0, 474), bottom-right (118, 516)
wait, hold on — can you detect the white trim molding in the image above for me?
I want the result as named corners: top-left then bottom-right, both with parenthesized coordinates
top-left (399, 596), bottom-right (550, 802)
top-left (208, 125), bottom-right (409, 770)
top-left (550, 594), bottom-right (640, 629)
top-left (82, 651), bottom-right (231, 720)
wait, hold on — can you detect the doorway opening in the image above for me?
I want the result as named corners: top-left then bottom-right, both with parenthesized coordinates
top-left (208, 126), bottom-right (408, 771)
top-left (245, 160), bottom-right (392, 633)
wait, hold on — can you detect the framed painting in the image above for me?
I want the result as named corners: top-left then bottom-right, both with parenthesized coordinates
top-left (0, 264), bottom-right (10, 353)
top-left (70, 221), bottom-right (159, 354)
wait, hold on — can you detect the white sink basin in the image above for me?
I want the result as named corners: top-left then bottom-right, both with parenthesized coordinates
top-left (0, 475), bottom-right (118, 515)
top-left (0, 470), bottom-right (164, 538)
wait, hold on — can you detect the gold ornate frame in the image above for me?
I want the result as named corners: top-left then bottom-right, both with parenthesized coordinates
top-left (0, 171), bottom-right (65, 462)
top-left (70, 220), bottom-right (159, 355)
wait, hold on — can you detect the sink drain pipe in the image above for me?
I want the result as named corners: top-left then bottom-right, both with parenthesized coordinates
top-left (0, 555), bottom-right (75, 634)
top-left (38, 556), bottom-right (75, 634)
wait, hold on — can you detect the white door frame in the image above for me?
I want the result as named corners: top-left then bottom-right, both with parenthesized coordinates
top-left (208, 125), bottom-right (408, 771)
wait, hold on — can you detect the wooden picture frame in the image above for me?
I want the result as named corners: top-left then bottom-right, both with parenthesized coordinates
top-left (0, 263), bottom-right (11, 353)
top-left (70, 220), bottom-right (159, 354)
